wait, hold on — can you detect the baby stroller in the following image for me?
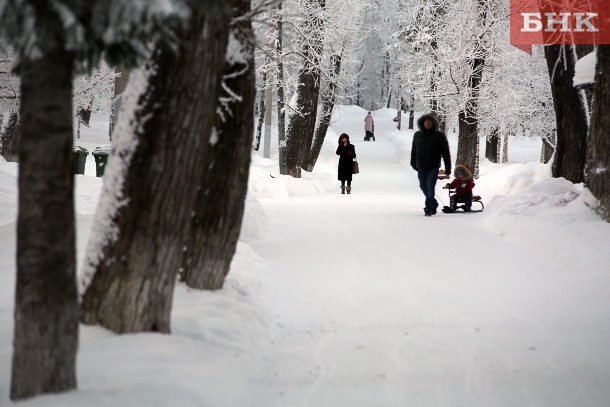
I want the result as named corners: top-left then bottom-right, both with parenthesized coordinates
top-left (364, 125), bottom-right (375, 141)
top-left (441, 185), bottom-right (484, 213)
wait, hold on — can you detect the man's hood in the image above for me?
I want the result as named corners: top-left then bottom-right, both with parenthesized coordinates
top-left (417, 113), bottom-right (440, 131)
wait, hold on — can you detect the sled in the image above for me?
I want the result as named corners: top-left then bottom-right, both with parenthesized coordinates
top-left (440, 186), bottom-right (484, 214)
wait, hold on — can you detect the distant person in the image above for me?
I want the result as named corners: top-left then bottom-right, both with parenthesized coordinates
top-left (336, 133), bottom-right (356, 194)
top-left (443, 164), bottom-right (475, 211)
top-left (410, 113), bottom-right (451, 216)
top-left (364, 111), bottom-right (375, 141)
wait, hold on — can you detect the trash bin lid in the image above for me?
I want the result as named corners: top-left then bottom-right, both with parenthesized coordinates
top-left (73, 145), bottom-right (89, 153)
top-left (92, 145), bottom-right (111, 155)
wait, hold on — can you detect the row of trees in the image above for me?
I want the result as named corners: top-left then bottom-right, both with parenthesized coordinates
top-left (1, 0), bottom-right (258, 400)
top-left (387, 0), bottom-right (609, 220)
top-left (1, 0), bottom-right (609, 402)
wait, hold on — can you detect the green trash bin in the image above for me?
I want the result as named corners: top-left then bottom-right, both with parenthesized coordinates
top-left (92, 145), bottom-right (110, 177)
top-left (73, 146), bottom-right (88, 175)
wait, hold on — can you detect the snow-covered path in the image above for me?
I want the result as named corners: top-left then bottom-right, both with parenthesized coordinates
top-left (249, 111), bottom-right (610, 406)
top-left (1, 108), bottom-right (610, 407)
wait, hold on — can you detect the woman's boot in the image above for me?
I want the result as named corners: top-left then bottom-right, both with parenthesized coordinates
top-left (346, 186), bottom-right (351, 194)
top-left (341, 185), bottom-right (346, 194)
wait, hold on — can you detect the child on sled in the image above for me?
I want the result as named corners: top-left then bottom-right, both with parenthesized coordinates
top-left (443, 164), bottom-right (475, 212)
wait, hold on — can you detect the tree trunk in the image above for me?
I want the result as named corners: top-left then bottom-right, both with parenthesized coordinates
top-left (275, 3), bottom-right (287, 175)
top-left (502, 131), bottom-right (509, 163)
top-left (180, 0), bottom-right (255, 290)
top-left (408, 98), bottom-right (415, 130)
top-left (254, 71), bottom-right (267, 151)
top-left (544, 44), bottom-right (588, 183)
top-left (80, 12), bottom-right (230, 333)
top-left (585, 45), bottom-right (610, 222)
top-left (305, 53), bottom-right (342, 172)
top-left (456, 54), bottom-right (484, 178)
top-left (541, 130), bottom-right (555, 164)
top-left (284, 0), bottom-right (325, 178)
top-left (457, 110), bottom-right (479, 175)
top-left (12, 50), bottom-right (78, 400)
top-left (77, 105), bottom-right (92, 127)
top-left (485, 127), bottom-right (499, 163)
top-left (0, 111), bottom-right (20, 162)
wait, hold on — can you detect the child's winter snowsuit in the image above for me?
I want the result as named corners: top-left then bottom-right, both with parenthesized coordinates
top-left (446, 165), bottom-right (475, 210)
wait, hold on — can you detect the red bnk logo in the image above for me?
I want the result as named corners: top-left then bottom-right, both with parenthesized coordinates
top-left (511, 0), bottom-right (610, 53)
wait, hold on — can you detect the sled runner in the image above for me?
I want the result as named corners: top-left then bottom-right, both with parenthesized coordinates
top-left (440, 186), bottom-right (484, 213)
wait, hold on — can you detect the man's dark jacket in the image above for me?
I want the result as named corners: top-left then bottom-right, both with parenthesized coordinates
top-left (410, 114), bottom-right (451, 174)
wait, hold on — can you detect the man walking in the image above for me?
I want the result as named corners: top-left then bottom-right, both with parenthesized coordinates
top-left (410, 113), bottom-right (451, 216)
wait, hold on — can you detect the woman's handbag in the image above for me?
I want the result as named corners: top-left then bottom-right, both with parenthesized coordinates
top-left (353, 160), bottom-right (360, 174)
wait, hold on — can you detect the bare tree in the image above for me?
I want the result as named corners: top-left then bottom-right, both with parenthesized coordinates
top-left (305, 51), bottom-right (343, 171)
top-left (284, 0), bottom-right (326, 177)
top-left (485, 127), bottom-right (499, 163)
top-left (12, 45), bottom-right (79, 402)
top-left (544, 44), bottom-right (588, 183)
top-left (585, 45), bottom-right (610, 222)
top-left (80, 9), bottom-right (231, 333)
top-left (180, 0), bottom-right (256, 290)
top-left (455, 0), bottom-right (489, 178)
top-left (275, 2), bottom-right (288, 174)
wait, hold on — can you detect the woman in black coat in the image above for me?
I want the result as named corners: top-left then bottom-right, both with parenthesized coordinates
top-left (336, 133), bottom-right (356, 194)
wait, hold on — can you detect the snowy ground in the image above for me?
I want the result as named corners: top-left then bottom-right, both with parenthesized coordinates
top-left (1, 106), bottom-right (610, 406)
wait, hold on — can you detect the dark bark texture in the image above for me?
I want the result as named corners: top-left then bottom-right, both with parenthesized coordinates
top-left (544, 44), bottom-right (588, 183)
top-left (275, 3), bottom-right (287, 174)
top-left (254, 71), bottom-right (267, 151)
top-left (0, 111), bottom-right (20, 162)
top-left (457, 56), bottom-right (484, 177)
top-left (181, 0), bottom-right (255, 290)
top-left (457, 108), bottom-right (480, 176)
top-left (456, 0), bottom-right (487, 179)
top-left (585, 45), bottom-right (610, 222)
top-left (408, 109), bottom-right (415, 130)
top-left (80, 12), bottom-right (230, 333)
top-left (12, 50), bottom-right (78, 400)
top-left (77, 106), bottom-right (92, 127)
top-left (485, 127), bottom-right (499, 163)
top-left (284, 0), bottom-right (325, 178)
top-left (305, 53), bottom-right (341, 172)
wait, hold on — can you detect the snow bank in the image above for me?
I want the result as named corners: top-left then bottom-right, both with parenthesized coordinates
top-left (478, 161), bottom-right (607, 272)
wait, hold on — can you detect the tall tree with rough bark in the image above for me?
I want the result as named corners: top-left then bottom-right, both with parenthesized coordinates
top-left (585, 45), bottom-right (610, 222)
top-left (455, 0), bottom-right (489, 178)
top-left (284, 0), bottom-right (325, 178)
top-left (275, 2), bottom-right (288, 174)
top-left (180, 0), bottom-right (255, 290)
top-left (0, 0), bottom-right (208, 400)
top-left (544, 44), bottom-right (588, 183)
top-left (485, 127), bottom-right (499, 163)
top-left (305, 52), bottom-right (342, 171)
top-left (80, 7), bottom-right (231, 333)
top-left (12, 44), bottom-right (79, 402)
top-left (1, 2), bottom-right (83, 399)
